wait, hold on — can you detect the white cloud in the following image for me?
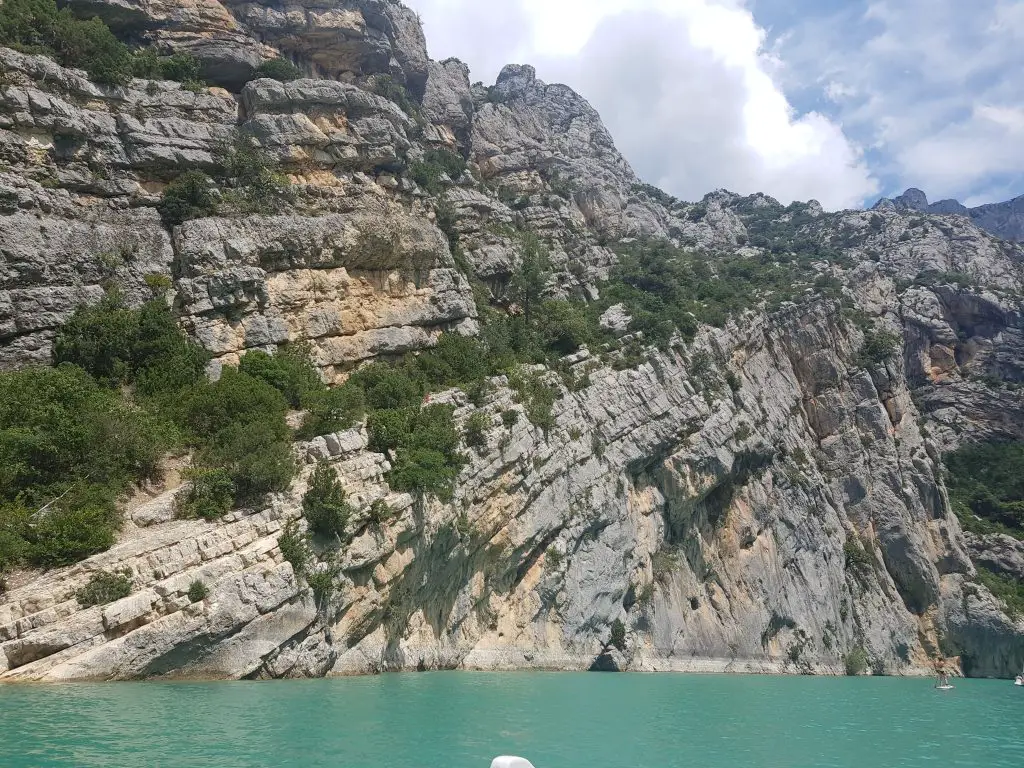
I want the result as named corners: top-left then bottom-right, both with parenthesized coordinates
top-left (824, 82), bottom-right (856, 103)
top-left (898, 104), bottom-right (1024, 194)
top-left (775, 0), bottom-right (1024, 205)
top-left (405, 0), bottom-right (879, 210)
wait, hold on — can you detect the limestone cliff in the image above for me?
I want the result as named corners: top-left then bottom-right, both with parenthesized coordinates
top-left (2, 0), bottom-right (1024, 681)
top-left (874, 188), bottom-right (1024, 243)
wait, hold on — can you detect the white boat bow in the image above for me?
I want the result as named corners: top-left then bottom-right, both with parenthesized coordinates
top-left (491, 757), bottom-right (536, 768)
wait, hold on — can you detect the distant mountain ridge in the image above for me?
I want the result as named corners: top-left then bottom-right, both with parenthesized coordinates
top-left (873, 188), bottom-right (1024, 242)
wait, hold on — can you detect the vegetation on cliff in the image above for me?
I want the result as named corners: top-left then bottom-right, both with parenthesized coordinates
top-left (946, 440), bottom-right (1024, 618)
top-left (254, 58), bottom-right (302, 82)
top-left (0, 294), bottom-right (296, 576)
top-left (974, 568), bottom-right (1024, 620)
top-left (946, 441), bottom-right (1024, 538)
top-left (303, 462), bottom-right (353, 541)
top-left (158, 134), bottom-right (291, 226)
top-left (590, 237), bottom-right (849, 345)
top-left (0, 0), bottom-right (205, 86)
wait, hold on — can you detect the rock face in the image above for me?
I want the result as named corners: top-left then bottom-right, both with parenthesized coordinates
top-left (874, 188), bottom-right (1024, 242)
top-left (965, 534), bottom-right (1024, 581)
top-left (2, 2), bottom-right (1024, 681)
top-left (0, 504), bottom-right (317, 680)
top-left (64, 0), bottom-right (428, 92)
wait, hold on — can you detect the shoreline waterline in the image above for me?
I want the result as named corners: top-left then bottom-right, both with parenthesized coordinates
top-left (0, 653), bottom-right (969, 686)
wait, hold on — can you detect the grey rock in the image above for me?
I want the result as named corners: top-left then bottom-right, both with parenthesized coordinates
top-left (422, 58), bottom-right (474, 132)
top-left (2, 15), bottom-right (1024, 684)
top-left (131, 488), bottom-right (184, 527)
top-left (965, 533), bottom-right (1024, 581)
top-left (599, 304), bottom-right (631, 335)
top-left (228, 0), bottom-right (429, 96)
top-left (874, 188), bottom-right (1024, 242)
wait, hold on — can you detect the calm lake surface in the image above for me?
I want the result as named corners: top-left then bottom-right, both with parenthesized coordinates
top-left (1, 673), bottom-right (1022, 768)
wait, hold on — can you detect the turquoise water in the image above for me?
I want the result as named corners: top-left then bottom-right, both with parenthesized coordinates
top-left (1, 673), bottom-right (1022, 767)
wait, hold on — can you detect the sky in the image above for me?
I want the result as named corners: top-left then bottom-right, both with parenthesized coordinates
top-left (403, 0), bottom-right (1024, 211)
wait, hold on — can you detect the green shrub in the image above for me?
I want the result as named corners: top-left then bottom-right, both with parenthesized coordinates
top-left (52, 14), bottom-right (133, 85)
top-left (0, 504), bottom-right (29, 575)
top-left (369, 405), bottom-right (464, 500)
top-left (592, 235), bottom-right (849, 347)
top-left (306, 565), bottom-right (337, 611)
top-left (411, 334), bottom-right (491, 390)
top-left (435, 196), bottom-right (460, 250)
top-left (2, 502), bottom-right (115, 572)
top-left (368, 74), bottom-right (419, 118)
top-left (54, 296), bottom-right (207, 394)
top-left (221, 133), bottom-right (289, 213)
top-left (975, 567), bottom-right (1024, 619)
top-left (367, 499), bottom-right (393, 527)
top-left (187, 579), bottom-right (209, 602)
top-left (844, 537), bottom-right (875, 578)
top-left (182, 368), bottom-right (295, 503)
top-left (409, 149), bottom-right (466, 194)
top-left (302, 462), bottom-right (351, 540)
top-left (545, 546), bottom-right (563, 568)
top-left (180, 367), bottom-right (287, 439)
top-left (158, 170), bottom-right (218, 226)
top-left (367, 407), bottom-right (415, 453)
top-left (299, 385), bottom-right (367, 440)
top-left (389, 448), bottom-right (461, 500)
top-left (53, 294), bottom-right (140, 385)
top-left (508, 367), bottom-right (558, 432)
top-left (0, 364), bottom-right (167, 513)
top-left (464, 412), bottom-right (490, 449)
top-left (609, 618), bottom-right (626, 651)
top-left (845, 646), bottom-right (869, 676)
top-left (76, 569), bottom-right (132, 607)
top-left (508, 233), bottom-right (551, 329)
top-left (131, 50), bottom-right (203, 83)
top-left (196, 420), bottom-right (295, 503)
top-left (501, 409), bottom-right (519, 428)
top-left (177, 467), bottom-right (234, 521)
top-left (254, 58), bottom-right (302, 82)
top-left (278, 520), bottom-right (309, 576)
top-left (410, 160), bottom-right (442, 194)
top-left (465, 379), bottom-right (491, 408)
top-left (144, 273), bottom-right (173, 294)
top-left (0, 297), bottom-right (298, 571)
top-left (0, 0), bottom-right (135, 85)
top-left (856, 328), bottom-right (901, 368)
top-left (651, 547), bottom-right (680, 584)
top-left (239, 346), bottom-right (323, 409)
top-left (130, 301), bottom-right (210, 397)
top-left (348, 363), bottom-right (422, 411)
top-left (424, 149), bottom-right (466, 180)
top-left (454, 510), bottom-right (473, 539)
top-left (535, 300), bottom-right (592, 355)
top-left (945, 441), bottom-right (1024, 538)
top-left (28, 506), bottom-right (119, 569)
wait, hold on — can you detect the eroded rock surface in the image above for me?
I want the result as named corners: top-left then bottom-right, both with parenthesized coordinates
top-left (2, 2), bottom-right (1024, 681)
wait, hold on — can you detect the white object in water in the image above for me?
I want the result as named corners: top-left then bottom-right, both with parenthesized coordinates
top-left (936, 685), bottom-right (955, 690)
top-left (491, 757), bottom-right (536, 768)
top-left (1014, 675), bottom-right (1023, 687)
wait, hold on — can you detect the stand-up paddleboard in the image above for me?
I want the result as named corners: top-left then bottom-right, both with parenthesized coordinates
top-left (936, 684), bottom-right (955, 690)
top-left (492, 758), bottom-right (536, 768)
